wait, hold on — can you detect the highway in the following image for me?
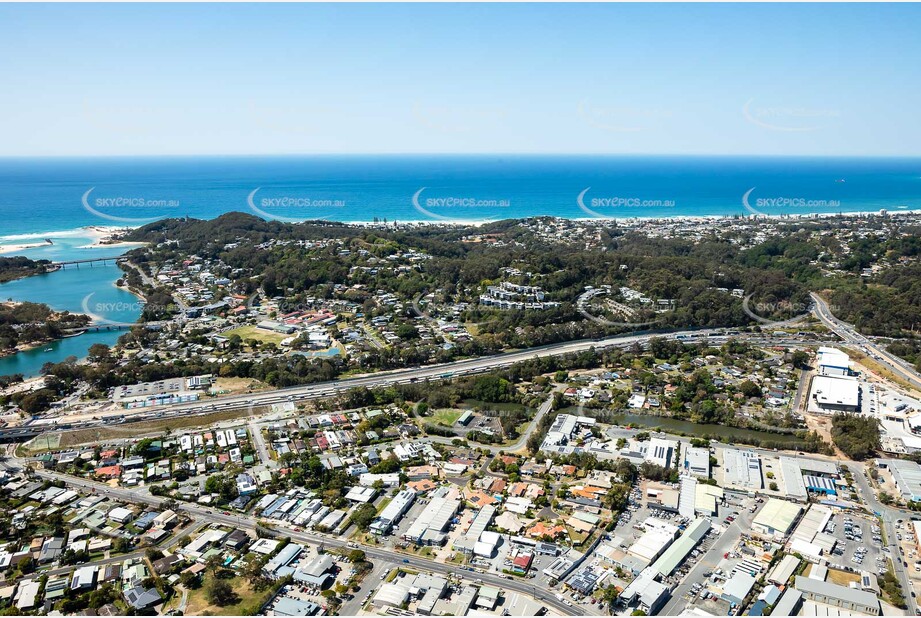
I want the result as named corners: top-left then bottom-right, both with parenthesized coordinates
top-left (15, 330), bottom-right (837, 442)
top-left (811, 292), bottom-right (921, 392)
top-left (24, 464), bottom-right (584, 616)
top-left (15, 328), bottom-right (726, 438)
top-left (809, 292), bottom-right (920, 611)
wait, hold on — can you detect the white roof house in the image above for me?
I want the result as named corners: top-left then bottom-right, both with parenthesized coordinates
top-left (108, 507), bottom-right (134, 523)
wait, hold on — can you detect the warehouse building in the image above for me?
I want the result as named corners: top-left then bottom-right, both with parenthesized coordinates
top-left (721, 572), bottom-right (756, 606)
top-left (810, 374), bottom-right (860, 413)
top-left (627, 520), bottom-right (679, 564)
top-left (768, 554), bottom-right (801, 586)
top-left (794, 576), bottom-right (880, 615)
top-left (620, 568), bottom-right (669, 615)
top-left (370, 489), bottom-right (416, 535)
top-left (772, 588), bottom-right (803, 617)
top-left (683, 446), bottom-right (711, 478)
top-left (780, 457), bottom-right (809, 500)
top-left (817, 347), bottom-right (852, 377)
top-left (752, 498), bottom-right (802, 540)
top-left (803, 475), bottom-right (837, 495)
top-left (372, 583), bottom-right (410, 608)
top-left (886, 458), bottom-right (921, 502)
top-left (650, 517), bottom-right (711, 577)
top-left (453, 505), bottom-right (497, 555)
top-left (723, 449), bottom-right (763, 490)
top-left (403, 491), bottom-right (461, 546)
top-left (645, 438), bottom-right (678, 468)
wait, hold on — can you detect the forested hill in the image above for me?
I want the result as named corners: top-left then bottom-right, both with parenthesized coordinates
top-left (123, 212), bottom-right (816, 332)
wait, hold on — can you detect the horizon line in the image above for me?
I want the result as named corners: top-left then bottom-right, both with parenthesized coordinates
top-left (3, 152), bottom-right (921, 160)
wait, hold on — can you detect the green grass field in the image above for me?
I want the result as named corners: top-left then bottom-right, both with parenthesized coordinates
top-left (430, 408), bottom-right (464, 426)
top-left (224, 324), bottom-right (290, 345)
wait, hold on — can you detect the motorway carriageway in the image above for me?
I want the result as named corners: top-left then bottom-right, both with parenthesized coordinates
top-left (24, 330), bottom-right (830, 435)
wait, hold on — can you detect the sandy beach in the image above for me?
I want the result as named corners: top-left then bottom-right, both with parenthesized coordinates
top-left (0, 241), bottom-right (50, 254)
top-left (0, 225), bottom-right (146, 255)
top-left (74, 225), bottom-right (145, 249)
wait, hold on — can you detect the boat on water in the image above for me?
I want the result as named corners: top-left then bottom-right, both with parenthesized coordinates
top-left (44, 347), bottom-right (53, 352)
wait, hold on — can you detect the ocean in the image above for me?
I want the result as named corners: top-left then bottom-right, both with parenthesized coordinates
top-left (1, 155), bottom-right (920, 230)
top-left (1, 154), bottom-right (920, 377)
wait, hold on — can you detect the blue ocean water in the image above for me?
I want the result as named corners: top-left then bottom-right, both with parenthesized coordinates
top-left (0, 155), bottom-right (919, 230)
top-left (1, 155), bottom-right (920, 377)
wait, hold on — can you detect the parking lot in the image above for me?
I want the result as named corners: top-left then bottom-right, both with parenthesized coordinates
top-left (822, 512), bottom-right (885, 577)
top-left (893, 518), bottom-right (921, 577)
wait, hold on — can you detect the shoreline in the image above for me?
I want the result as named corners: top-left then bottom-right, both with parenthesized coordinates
top-left (0, 208), bottom-right (918, 242)
top-left (0, 240), bottom-right (54, 255)
top-left (0, 225), bottom-right (140, 254)
top-left (327, 208), bottom-right (921, 228)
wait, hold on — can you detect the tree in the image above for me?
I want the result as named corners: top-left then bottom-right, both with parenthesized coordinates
top-left (348, 549), bottom-right (367, 564)
top-left (350, 503), bottom-right (377, 530)
top-left (769, 481), bottom-right (779, 491)
top-left (791, 350), bottom-right (809, 368)
top-left (112, 537), bottom-right (132, 554)
top-left (87, 343), bottom-right (111, 361)
top-left (205, 553), bottom-right (224, 575)
top-left (739, 380), bottom-right (762, 398)
top-left (179, 571), bottom-right (201, 589)
top-left (207, 578), bottom-right (238, 606)
top-left (602, 585), bottom-right (620, 609)
top-left (831, 413), bottom-right (881, 460)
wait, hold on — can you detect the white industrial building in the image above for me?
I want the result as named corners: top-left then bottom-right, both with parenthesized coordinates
top-left (768, 554), bottom-right (801, 586)
top-left (453, 505), bottom-right (497, 556)
top-left (723, 449), bottom-right (763, 490)
top-left (370, 489), bottom-right (416, 536)
top-left (810, 374), bottom-right (860, 413)
top-left (794, 576), bottom-right (880, 615)
top-left (645, 438), bottom-right (678, 468)
top-left (683, 446), bottom-right (710, 478)
top-left (885, 458), bottom-right (921, 502)
top-left (403, 490), bottom-right (461, 546)
top-left (620, 567), bottom-right (668, 614)
top-left (780, 457), bottom-right (809, 500)
top-left (650, 518), bottom-right (711, 577)
top-left (373, 583), bottom-right (411, 608)
top-left (817, 347), bottom-right (852, 377)
top-left (627, 519), bottom-right (679, 563)
top-left (345, 486), bottom-right (377, 503)
top-left (752, 498), bottom-right (802, 540)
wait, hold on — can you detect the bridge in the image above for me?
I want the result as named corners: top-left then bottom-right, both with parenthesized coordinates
top-left (62, 320), bottom-right (168, 335)
top-left (51, 256), bottom-right (127, 270)
top-left (63, 324), bottom-right (136, 335)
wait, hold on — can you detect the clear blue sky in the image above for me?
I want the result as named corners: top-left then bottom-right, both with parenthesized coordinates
top-left (1, 3), bottom-right (920, 157)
